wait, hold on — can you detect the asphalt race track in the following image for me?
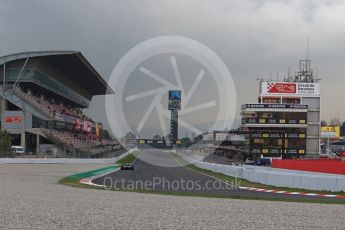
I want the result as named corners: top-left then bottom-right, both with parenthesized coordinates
top-left (92, 150), bottom-right (344, 202)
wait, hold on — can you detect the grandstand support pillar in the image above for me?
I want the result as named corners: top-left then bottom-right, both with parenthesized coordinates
top-left (0, 97), bottom-right (5, 130)
top-left (36, 134), bottom-right (40, 156)
top-left (21, 131), bottom-right (26, 153)
top-left (3, 60), bottom-right (6, 88)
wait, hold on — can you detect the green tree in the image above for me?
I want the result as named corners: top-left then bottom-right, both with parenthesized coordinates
top-left (182, 137), bottom-right (192, 147)
top-left (193, 134), bottom-right (203, 143)
top-left (0, 130), bottom-right (11, 156)
top-left (102, 129), bottom-right (113, 140)
top-left (321, 120), bottom-right (327, 126)
top-left (153, 135), bottom-right (161, 140)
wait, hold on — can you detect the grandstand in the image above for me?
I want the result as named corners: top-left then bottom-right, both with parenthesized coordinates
top-left (0, 51), bottom-right (125, 158)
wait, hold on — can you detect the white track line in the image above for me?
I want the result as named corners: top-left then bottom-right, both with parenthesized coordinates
top-left (80, 168), bottom-right (120, 187)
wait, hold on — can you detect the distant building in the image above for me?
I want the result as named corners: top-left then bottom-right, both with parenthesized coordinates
top-left (241, 59), bottom-right (321, 159)
top-left (202, 133), bottom-right (213, 141)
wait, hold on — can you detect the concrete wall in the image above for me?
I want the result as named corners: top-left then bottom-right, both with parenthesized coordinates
top-left (177, 152), bottom-right (345, 192)
top-left (0, 148), bottom-right (137, 164)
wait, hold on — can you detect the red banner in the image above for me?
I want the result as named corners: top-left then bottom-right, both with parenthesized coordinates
top-left (4, 116), bottom-right (22, 123)
top-left (267, 82), bottom-right (296, 93)
top-left (272, 159), bottom-right (345, 175)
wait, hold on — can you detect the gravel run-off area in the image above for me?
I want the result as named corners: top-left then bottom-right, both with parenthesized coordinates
top-left (0, 164), bottom-right (344, 229)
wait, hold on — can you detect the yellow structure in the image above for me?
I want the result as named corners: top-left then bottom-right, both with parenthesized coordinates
top-left (321, 126), bottom-right (340, 138)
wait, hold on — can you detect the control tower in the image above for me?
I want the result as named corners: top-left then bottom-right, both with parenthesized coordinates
top-left (168, 90), bottom-right (181, 143)
top-left (241, 58), bottom-right (321, 159)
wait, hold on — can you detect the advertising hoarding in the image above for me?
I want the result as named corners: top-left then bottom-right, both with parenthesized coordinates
top-left (260, 82), bottom-right (320, 96)
top-left (242, 104), bottom-right (308, 109)
top-left (4, 115), bottom-right (22, 123)
top-left (2, 111), bottom-right (23, 129)
top-left (321, 126), bottom-right (340, 138)
top-left (168, 90), bottom-right (181, 110)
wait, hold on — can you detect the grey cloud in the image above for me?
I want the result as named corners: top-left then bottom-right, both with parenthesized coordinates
top-left (1, 0), bottom-right (345, 137)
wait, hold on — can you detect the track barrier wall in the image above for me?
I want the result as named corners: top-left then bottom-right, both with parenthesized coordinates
top-left (177, 152), bottom-right (345, 192)
top-left (0, 148), bottom-right (137, 164)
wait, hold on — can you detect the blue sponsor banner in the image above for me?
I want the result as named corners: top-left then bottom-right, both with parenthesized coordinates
top-left (168, 90), bottom-right (181, 110)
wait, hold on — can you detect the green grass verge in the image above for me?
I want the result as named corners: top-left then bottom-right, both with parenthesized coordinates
top-left (116, 151), bottom-right (140, 165)
top-left (97, 189), bottom-right (345, 205)
top-left (60, 151), bottom-right (140, 188)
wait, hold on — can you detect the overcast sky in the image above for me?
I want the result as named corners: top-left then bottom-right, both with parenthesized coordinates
top-left (1, 0), bottom-right (345, 137)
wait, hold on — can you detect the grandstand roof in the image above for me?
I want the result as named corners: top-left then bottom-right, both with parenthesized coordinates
top-left (0, 51), bottom-right (114, 95)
